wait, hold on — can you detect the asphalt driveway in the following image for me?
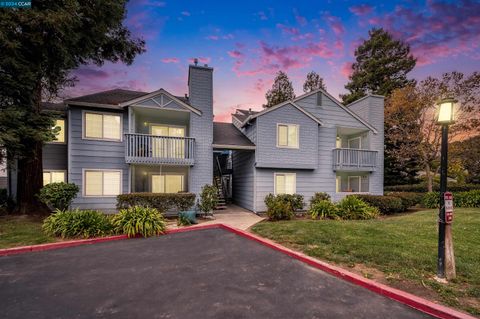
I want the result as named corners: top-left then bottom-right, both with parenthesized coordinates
top-left (0, 228), bottom-right (433, 319)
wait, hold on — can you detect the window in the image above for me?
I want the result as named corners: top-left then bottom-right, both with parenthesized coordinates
top-left (84, 170), bottom-right (121, 196)
top-left (51, 119), bottom-right (65, 143)
top-left (274, 173), bottom-right (296, 195)
top-left (347, 136), bottom-right (361, 149)
top-left (84, 112), bottom-right (121, 141)
top-left (43, 171), bottom-right (66, 186)
top-left (150, 125), bottom-right (186, 158)
top-left (345, 175), bottom-right (369, 192)
top-left (277, 124), bottom-right (299, 148)
top-left (151, 175), bottom-right (184, 193)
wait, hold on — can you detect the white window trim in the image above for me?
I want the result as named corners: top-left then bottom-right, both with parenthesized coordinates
top-left (43, 170), bottom-right (67, 185)
top-left (47, 119), bottom-right (67, 144)
top-left (274, 172), bottom-right (296, 195)
top-left (347, 136), bottom-right (362, 149)
top-left (347, 175), bottom-right (368, 193)
top-left (276, 123), bottom-right (299, 149)
top-left (150, 173), bottom-right (185, 193)
top-left (82, 110), bottom-right (123, 142)
top-left (82, 169), bottom-right (122, 197)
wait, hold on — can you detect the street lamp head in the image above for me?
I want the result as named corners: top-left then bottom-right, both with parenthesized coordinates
top-left (437, 97), bottom-right (457, 125)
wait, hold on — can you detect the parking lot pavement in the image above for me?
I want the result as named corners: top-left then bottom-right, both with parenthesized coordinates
top-left (0, 228), bottom-right (433, 319)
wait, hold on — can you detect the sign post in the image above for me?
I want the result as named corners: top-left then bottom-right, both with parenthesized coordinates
top-left (444, 192), bottom-right (456, 280)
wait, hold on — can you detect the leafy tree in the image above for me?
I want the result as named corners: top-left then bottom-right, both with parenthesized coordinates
top-left (341, 28), bottom-right (416, 105)
top-left (303, 71), bottom-right (326, 93)
top-left (385, 72), bottom-right (480, 191)
top-left (0, 1), bottom-right (145, 213)
top-left (451, 136), bottom-right (480, 183)
top-left (265, 71), bottom-right (295, 108)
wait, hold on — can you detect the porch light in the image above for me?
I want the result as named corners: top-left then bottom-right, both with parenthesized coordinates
top-left (437, 98), bottom-right (456, 124)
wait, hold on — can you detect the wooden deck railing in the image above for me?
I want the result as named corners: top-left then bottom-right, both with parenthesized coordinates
top-left (333, 148), bottom-right (377, 171)
top-left (125, 133), bottom-right (195, 165)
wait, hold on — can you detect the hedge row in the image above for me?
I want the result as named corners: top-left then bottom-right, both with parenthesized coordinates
top-left (422, 190), bottom-right (480, 208)
top-left (264, 194), bottom-right (304, 221)
top-left (385, 183), bottom-right (480, 193)
top-left (116, 192), bottom-right (196, 212)
top-left (350, 192), bottom-right (425, 214)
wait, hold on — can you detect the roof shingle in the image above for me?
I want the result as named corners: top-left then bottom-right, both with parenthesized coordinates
top-left (213, 122), bottom-right (255, 148)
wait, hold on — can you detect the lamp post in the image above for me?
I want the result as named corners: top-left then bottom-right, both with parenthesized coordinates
top-left (436, 97), bottom-right (456, 280)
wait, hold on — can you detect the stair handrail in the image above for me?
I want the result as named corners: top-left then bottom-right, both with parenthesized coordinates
top-left (215, 156), bottom-right (228, 200)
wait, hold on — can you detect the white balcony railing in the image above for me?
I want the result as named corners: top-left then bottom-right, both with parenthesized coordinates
top-left (125, 133), bottom-right (195, 165)
top-left (333, 148), bottom-right (377, 171)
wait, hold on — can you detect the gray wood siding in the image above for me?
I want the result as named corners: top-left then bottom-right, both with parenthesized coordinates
top-left (43, 144), bottom-right (67, 171)
top-left (68, 106), bottom-right (129, 210)
top-left (188, 66), bottom-right (213, 195)
top-left (255, 103), bottom-right (318, 169)
top-left (232, 150), bottom-right (255, 211)
top-left (252, 94), bottom-right (384, 212)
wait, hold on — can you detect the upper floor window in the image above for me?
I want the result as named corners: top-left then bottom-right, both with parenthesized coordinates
top-left (84, 112), bottom-right (121, 141)
top-left (50, 119), bottom-right (65, 143)
top-left (275, 173), bottom-right (296, 195)
top-left (277, 124), bottom-right (299, 148)
top-left (348, 136), bottom-right (361, 149)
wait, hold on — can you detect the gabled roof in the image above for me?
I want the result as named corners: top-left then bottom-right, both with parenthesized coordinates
top-left (65, 88), bottom-right (201, 115)
top-left (234, 100), bottom-right (324, 127)
top-left (213, 122), bottom-right (255, 150)
top-left (232, 109), bottom-right (258, 123)
top-left (295, 89), bottom-right (379, 134)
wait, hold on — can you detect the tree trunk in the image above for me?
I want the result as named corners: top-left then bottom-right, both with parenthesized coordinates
top-left (425, 164), bottom-right (433, 192)
top-left (16, 142), bottom-right (48, 214)
top-left (16, 79), bottom-right (49, 215)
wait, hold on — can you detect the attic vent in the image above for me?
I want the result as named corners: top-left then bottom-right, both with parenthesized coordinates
top-left (316, 92), bottom-right (322, 106)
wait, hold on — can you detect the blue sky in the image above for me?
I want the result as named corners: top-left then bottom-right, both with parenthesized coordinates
top-left (67, 0), bottom-right (480, 121)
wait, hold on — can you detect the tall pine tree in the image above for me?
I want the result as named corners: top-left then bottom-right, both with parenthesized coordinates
top-left (341, 28), bottom-right (416, 105)
top-left (265, 71), bottom-right (295, 108)
top-left (303, 71), bottom-right (326, 92)
top-left (0, 1), bottom-right (145, 213)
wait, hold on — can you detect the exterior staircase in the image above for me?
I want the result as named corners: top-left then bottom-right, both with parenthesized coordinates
top-left (214, 175), bottom-right (227, 210)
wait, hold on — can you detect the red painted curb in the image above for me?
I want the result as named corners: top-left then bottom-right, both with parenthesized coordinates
top-left (0, 222), bottom-right (474, 319)
top-left (218, 224), bottom-right (475, 319)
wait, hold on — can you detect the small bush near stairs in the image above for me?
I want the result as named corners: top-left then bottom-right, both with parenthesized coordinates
top-left (199, 184), bottom-right (219, 216)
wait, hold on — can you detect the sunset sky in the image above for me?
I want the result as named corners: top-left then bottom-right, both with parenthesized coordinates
top-left (65, 0), bottom-right (480, 122)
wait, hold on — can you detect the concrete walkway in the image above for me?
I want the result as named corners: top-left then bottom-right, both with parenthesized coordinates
top-left (168, 204), bottom-right (264, 231)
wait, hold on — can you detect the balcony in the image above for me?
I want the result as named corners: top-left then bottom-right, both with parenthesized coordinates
top-left (333, 148), bottom-right (377, 171)
top-left (125, 133), bottom-right (195, 165)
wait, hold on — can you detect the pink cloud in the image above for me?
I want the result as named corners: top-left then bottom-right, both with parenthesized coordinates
top-left (366, 0), bottom-right (480, 65)
top-left (214, 111), bottom-right (233, 123)
top-left (276, 23), bottom-right (300, 35)
top-left (161, 57), bottom-right (180, 63)
top-left (349, 4), bottom-right (374, 16)
top-left (334, 40), bottom-right (344, 51)
top-left (323, 13), bottom-right (345, 36)
top-left (341, 62), bottom-right (353, 78)
top-left (294, 9), bottom-right (307, 26)
top-left (253, 78), bottom-right (266, 92)
top-left (228, 50), bottom-right (244, 58)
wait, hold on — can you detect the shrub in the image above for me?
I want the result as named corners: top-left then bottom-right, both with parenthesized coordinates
top-left (266, 200), bottom-right (294, 221)
top-left (112, 206), bottom-right (166, 237)
top-left (117, 193), bottom-right (196, 212)
top-left (309, 192), bottom-right (331, 207)
top-left (309, 200), bottom-right (338, 220)
top-left (336, 196), bottom-right (380, 220)
top-left (265, 193), bottom-right (304, 212)
top-left (177, 213), bottom-right (192, 226)
top-left (352, 195), bottom-right (404, 214)
top-left (423, 190), bottom-right (480, 208)
top-left (385, 183), bottom-right (480, 193)
top-left (43, 209), bottom-right (113, 238)
top-left (386, 192), bottom-right (424, 209)
top-left (198, 184), bottom-right (219, 214)
top-left (38, 182), bottom-right (79, 211)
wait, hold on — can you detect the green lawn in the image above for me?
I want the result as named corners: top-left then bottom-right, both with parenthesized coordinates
top-left (0, 215), bottom-right (56, 249)
top-left (251, 208), bottom-right (480, 316)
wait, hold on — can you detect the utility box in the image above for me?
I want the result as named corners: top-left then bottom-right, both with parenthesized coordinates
top-left (444, 192), bottom-right (453, 223)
